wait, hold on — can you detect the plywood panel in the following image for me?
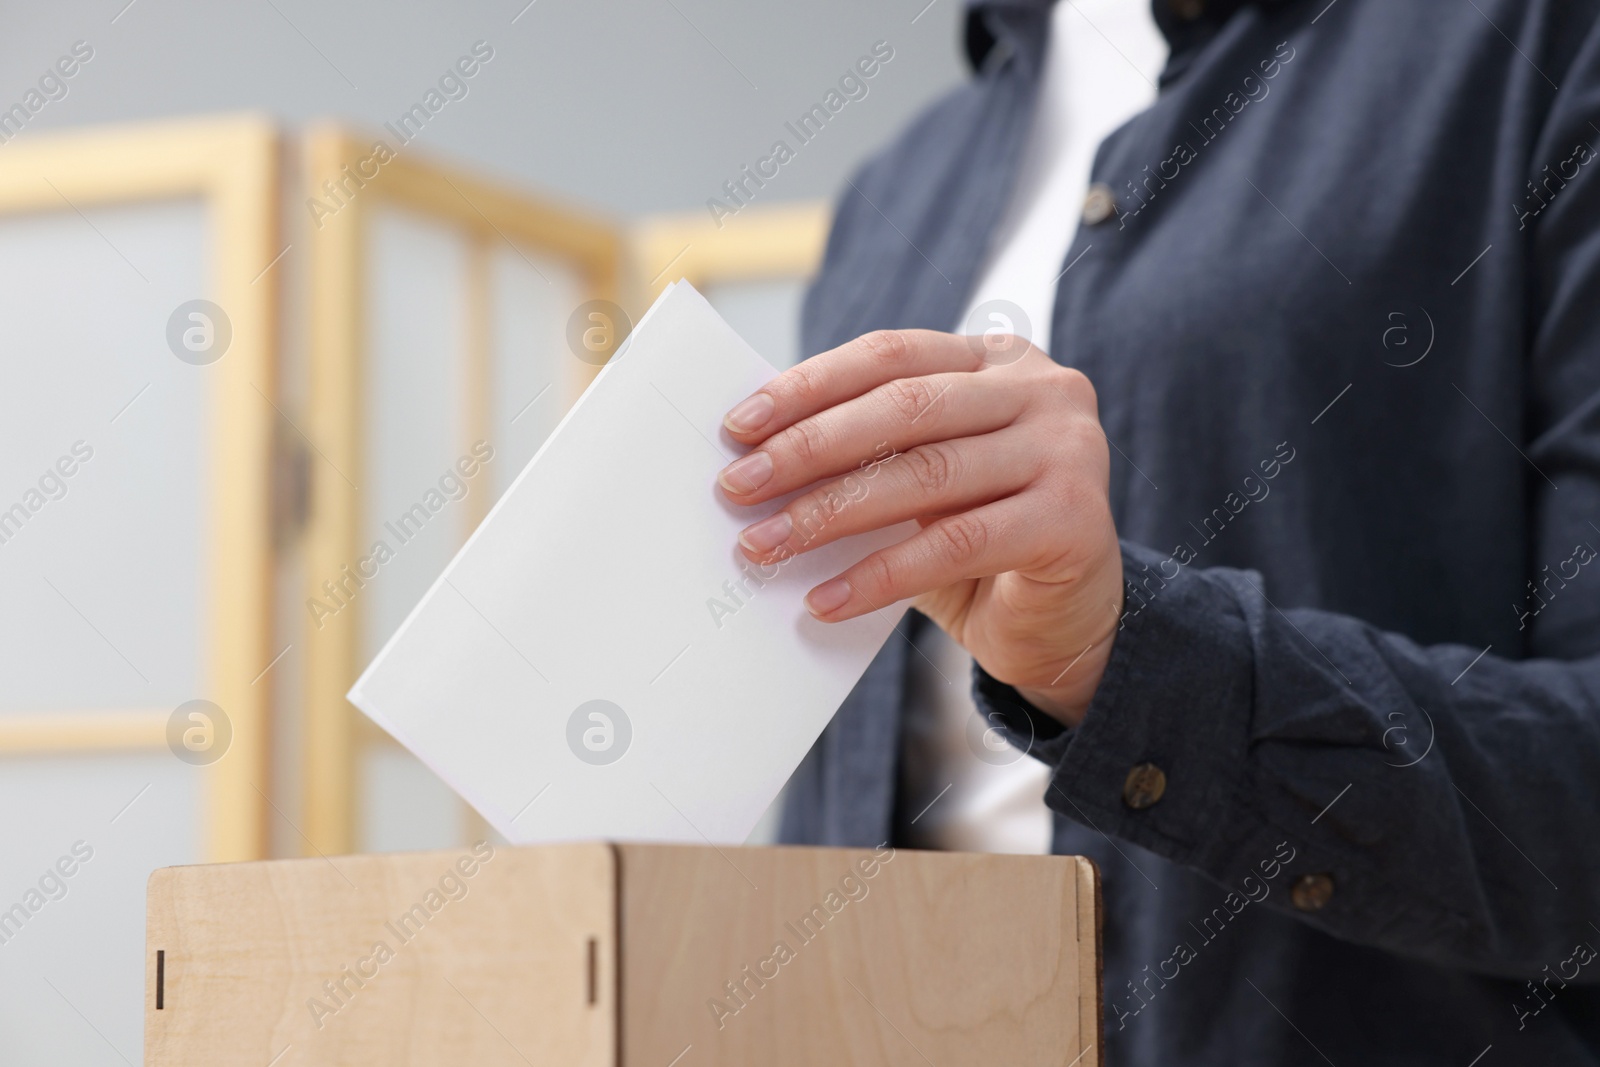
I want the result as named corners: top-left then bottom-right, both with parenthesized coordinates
top-left (147, 844), bottom-right (1099, 1066)
top-left (617, 844), bottom-right (1099, 1067)
top-left (145, 842), bottom-right (616, 1066)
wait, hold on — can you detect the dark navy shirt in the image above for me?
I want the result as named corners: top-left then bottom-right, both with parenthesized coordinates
top-left (782, 0), bottom-right (1600, 1061)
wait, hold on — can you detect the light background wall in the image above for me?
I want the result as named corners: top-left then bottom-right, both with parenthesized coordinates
top-left (3, 0), bottom-right (966, 216)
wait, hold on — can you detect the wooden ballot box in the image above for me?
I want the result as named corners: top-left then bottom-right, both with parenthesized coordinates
top-left (145, 843), bottom-right (1101, 1065)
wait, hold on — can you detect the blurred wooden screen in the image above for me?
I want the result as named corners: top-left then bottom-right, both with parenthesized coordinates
top-left (0, 109), bottom-right (831, 1060)
top-left (632, 200), bottom-right (829, 369)
top-left (300, 127), bottom-right (623, 856)
top-left (0, 116), bottom-right (280, 1062)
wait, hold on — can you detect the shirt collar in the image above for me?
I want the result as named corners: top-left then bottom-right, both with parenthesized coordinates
top-left (962, 0), bottom-right (1295, 74)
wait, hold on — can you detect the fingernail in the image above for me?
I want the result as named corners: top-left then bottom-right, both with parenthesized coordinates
top-left (724, 393), bottom-right (775, 433)
top-left (718, 451), bottom-right (773, 495)
top-left (806, 578), bottom-right (852, 616)
top-left (739, 512), bottom-right (792, 553)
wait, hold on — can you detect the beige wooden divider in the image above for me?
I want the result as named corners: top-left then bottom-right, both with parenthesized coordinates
top-left (631, 200), bottom-right (830, 305)
top-left (299, 126), bottom-right (624, 856)
top-left (296, 127), bottom-right (834, 856)
top-left (0, 117), bottom-right (836, 863)
top-left (0, 115), bottom-right (281, 863)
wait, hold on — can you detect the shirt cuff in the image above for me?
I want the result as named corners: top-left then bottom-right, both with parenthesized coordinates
top-left (972, 540), bottom-right (1263, 869)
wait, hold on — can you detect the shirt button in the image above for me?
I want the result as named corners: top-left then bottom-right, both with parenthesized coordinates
top-left (1121, 762), bottom-right (1167, 809)
top-left (1169, 0), bottom-right (1206, 20)
top-left (1082, 183), bottom-right (1117, 226)
top-left (1291, 873), bottom-right (1335, 912)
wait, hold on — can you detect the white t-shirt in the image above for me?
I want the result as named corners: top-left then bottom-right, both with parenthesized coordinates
top-left (899, 0), bottom-right (1168, 854)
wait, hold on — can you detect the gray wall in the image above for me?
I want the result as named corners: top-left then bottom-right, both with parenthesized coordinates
top-left (5, 0), bottom-right (968, 217)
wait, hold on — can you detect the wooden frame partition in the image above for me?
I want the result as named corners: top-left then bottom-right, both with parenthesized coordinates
top-left (0, 115), bottom-right (281, 863)
top-left (301, 126), bottom-right (624, 856)
top-left (630, 199), bottom-right (831, 306)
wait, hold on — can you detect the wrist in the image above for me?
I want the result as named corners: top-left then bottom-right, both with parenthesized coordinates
top-left (1014, 630), bottom-right (1117, 728)
top-left (1026, 540), bottom-right (1126, 725)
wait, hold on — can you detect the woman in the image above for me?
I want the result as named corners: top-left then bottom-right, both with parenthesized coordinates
top-left (718, 0), bottom-right (1600, 1061)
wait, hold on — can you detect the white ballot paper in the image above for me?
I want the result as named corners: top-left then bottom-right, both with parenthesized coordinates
top-left (349, 282), bottom-right (915, 844)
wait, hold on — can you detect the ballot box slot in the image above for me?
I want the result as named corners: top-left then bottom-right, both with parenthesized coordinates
top-left (155, 949), bottom-right (165, 1009)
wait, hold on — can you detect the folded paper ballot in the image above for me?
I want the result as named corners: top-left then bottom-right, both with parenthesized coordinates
top-left (349, 282), bottom-right (915, 844)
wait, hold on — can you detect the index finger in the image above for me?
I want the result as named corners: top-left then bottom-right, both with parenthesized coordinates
top-left (722, 328), bottom-right (985, 444)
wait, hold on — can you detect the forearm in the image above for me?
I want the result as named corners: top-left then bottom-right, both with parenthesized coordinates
top-left (977, 541), bottom-right (1600, 978)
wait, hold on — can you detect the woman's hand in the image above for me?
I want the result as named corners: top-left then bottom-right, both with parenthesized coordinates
top-left (717, 328), bottom-right (1125, 727)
